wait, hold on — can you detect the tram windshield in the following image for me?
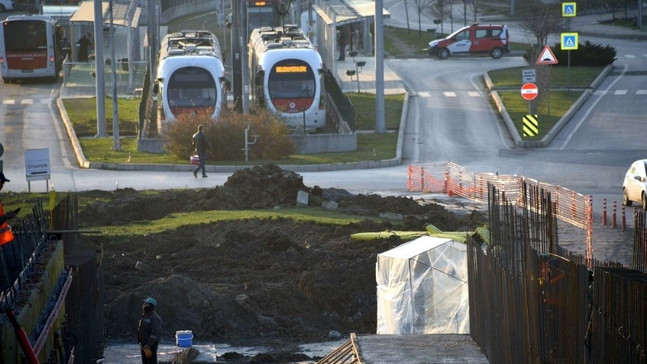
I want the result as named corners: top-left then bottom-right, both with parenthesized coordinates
top-left (167, 67), bottom-right (217, 108)
top-left (268, 60), bottom-right (315, 99)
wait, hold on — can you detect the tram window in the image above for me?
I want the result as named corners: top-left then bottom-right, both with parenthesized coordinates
top-left (167, 67), bottom-right (218, 107)
top-left (168, 87), bottom-right (216, 107)
top-left (268, 79), bottom-right (314, 98)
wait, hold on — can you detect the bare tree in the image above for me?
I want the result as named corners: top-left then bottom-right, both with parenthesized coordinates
top-left (404, 0), bottom-right (411, 33)
top-left (468, 0), bottom-right (480, 23)
top-left (518, 1), bottom-right (563, 47)
top-left (517, 1), bottom-right (563, 114)
top-left (412, 0), bottom-right (434, 35)
top-left (430, 0), bottom-right (451, 35)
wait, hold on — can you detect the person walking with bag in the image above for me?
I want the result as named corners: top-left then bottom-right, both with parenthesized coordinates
top-left (137, 297), bottom-right (162, 364)
top-left (192, 124), bottom-right (211, 178)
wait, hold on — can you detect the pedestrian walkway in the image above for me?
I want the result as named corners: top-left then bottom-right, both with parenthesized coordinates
top-left (334, 55), bottom-right (406, 95)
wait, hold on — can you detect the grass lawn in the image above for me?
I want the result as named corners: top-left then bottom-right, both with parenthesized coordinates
top-left (497, 90), bottom-right (582, 141)
top-left (63, 97), bottom-right (140, 137)
top-left (384, 26), bottom-right (433, 56)
top-left (487, 66), bottom-right (603, 140)
top-left (488, 66), bottom-right (604, 89)
top-left (66, 94), bottom-right (404, 165)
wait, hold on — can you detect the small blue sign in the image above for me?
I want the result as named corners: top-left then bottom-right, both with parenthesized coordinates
top-left (561, 33), bottom-right (578, 50)
top-left (562, 2), bottom-right (576, 17)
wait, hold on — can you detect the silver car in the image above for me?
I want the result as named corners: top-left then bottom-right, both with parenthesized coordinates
top-left (622, 159), bottom-right (647, 210)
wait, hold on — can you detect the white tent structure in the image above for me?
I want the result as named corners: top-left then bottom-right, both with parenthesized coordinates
top-left (376, 236), bottom-right (469, 335)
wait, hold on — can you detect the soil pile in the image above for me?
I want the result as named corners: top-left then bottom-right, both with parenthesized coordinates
top-left (79, 165), bottom-right (486, 362)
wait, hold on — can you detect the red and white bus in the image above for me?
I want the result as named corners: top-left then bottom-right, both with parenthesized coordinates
top-left (0, 15), bottom-right (65, 83)
top-left (248, 25), bottom-right (324, 131)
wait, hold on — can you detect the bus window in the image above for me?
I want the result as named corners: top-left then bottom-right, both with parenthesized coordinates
top-left (4, 21), bottom-right (47, 51)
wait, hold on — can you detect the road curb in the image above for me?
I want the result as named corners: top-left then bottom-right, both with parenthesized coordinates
top-left (56, 97), bottom-right (90, 169)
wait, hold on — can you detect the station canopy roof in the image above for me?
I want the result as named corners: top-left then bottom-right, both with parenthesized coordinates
top-left (313, 0), bottom-right (390, 26)
top-left (69, 0), bottom-right (141, 28)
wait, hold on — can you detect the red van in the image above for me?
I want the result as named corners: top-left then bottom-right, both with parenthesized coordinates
top-left (427, 23), bottom-right (510, 59)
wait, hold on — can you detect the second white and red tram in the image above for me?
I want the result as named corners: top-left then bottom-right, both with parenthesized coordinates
top-left (248, 25), bottom-right (324, 131)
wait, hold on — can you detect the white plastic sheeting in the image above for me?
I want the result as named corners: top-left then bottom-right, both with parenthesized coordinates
top-left (376, 236), bottom-right (469, 335)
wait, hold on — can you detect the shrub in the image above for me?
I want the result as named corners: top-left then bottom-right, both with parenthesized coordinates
top-left (162, 108), bottom-right (296, 161)
top-left (551, 41), bottom-right (616, 67)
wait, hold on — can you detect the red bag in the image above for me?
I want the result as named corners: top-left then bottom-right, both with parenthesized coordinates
top-left (190, 154), bottom-right (200, 165)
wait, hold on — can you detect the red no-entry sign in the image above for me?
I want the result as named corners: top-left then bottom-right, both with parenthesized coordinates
top-left (521, 83), bottom-right (538, 101)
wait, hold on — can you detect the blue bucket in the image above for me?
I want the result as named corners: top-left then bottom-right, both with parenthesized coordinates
top-left (175, 330), bottom-right (193, 347)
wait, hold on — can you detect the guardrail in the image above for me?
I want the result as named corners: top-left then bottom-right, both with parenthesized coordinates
top-left (0, 200), bottom-right (74, 364)
top-left (62, 60), bottom-right (148, 96)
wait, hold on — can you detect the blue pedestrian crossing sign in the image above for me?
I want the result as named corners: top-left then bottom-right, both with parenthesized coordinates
top-left (561, 33), bottom-right (578, 50)
top-left (562, 2), bottom-right (576, 17)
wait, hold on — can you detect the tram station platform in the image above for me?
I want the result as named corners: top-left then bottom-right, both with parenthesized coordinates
top-left (334, 55), bottom-right (406, 95)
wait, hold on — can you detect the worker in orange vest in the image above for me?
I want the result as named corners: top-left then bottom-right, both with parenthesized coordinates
top-left (0, 172), bottom-right (19, 291)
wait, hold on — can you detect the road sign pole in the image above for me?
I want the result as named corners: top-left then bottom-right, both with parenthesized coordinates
top-left (548, 75), bottom-right (550, 117)
top-left (547, 66), bottom-right (551, 117)
top-left (568, 50), bottom-right (571, 89)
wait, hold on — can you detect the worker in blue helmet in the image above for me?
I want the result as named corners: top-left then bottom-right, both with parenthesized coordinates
top-left (137, 297), bottom-right (162, 363)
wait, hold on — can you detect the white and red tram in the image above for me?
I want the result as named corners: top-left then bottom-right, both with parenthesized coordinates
top-left (248, 25), bottom-right (324, 131)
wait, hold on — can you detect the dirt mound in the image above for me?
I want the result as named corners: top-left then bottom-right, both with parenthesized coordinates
top-left (79, 165), bottom-right (486, 361)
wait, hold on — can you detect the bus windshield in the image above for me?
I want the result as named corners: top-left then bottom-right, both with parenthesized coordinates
top-left (3, 21), bottom-right (48, 51)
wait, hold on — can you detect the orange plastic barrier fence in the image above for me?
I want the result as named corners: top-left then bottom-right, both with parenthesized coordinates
top-left (408, 162), bottom-right (594, 266)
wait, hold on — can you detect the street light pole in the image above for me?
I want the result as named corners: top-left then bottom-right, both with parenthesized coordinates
top-left (109, 0), bottom-right (120, 150)
top-left (375, 0), bottom-right (385, 133)
top-left (242, 0), bottom-right (249, 113)
top-left (232, 0), bottom-right (242, 112)
top-left (93, 0), bottom-right (106, 137)
top-left (147, 0), bottom-right (157, 85)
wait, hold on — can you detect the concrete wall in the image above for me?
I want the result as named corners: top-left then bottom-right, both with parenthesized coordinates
top-left (138, 137), bottom-right (165, 154)
top-left (137, 133), bottom-right (358, 155)
top-left (292, 133), bottom-right (357, 154)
